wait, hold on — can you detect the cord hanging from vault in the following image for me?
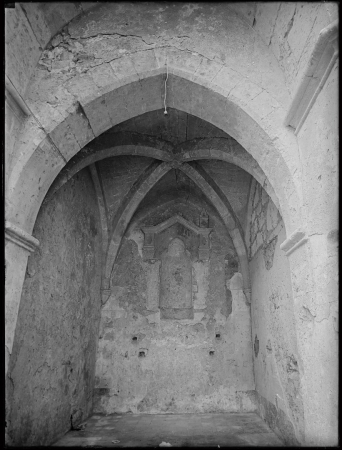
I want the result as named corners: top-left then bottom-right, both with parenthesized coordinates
top-left (164, 57), bottom-right (168, 115)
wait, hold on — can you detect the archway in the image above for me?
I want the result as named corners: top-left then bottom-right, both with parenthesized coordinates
top-left (7, 67), bottom-right (302, 238)
top-left (6, 70), bottom-right (303, 442)
top-left (5, 2), bottom-right (338, 446)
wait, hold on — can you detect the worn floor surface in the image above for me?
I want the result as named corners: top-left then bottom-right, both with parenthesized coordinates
top-left (53, 413), bottom-right (284, 447)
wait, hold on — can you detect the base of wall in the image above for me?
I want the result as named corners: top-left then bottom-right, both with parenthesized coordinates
top-left (254, 391), bottom-right (300, 446)
top-left (93, 389), bottom-right (258, 415)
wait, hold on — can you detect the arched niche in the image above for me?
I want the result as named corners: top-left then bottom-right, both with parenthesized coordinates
top-left (141, 214), bottom-right (212, 320)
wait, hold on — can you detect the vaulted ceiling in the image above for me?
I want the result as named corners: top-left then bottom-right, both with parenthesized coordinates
top-left (48, 108), bottom-right (253, 239)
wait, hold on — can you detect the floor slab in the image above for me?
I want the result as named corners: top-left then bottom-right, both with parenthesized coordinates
top-left (53, 413), bottom-right (284, 447)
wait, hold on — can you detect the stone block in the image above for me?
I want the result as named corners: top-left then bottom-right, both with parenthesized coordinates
top-left (211, 66), bottom-right (241, 94)
top-left (89, 63), bottom-right (118, 88)
top-left (193, 58), bottom-right (223, 84)
top-left (80, 96), bottom-right (113, 137)
top-left (229, 78), bottom-right (264, 107)
top-left (110, 55), bottom-right (139, 81)
top-left (49, 120), bottom-right (81, 162)
top-left (166, 49), bottom-right (202, 80)
top-left (65, 72), bottom-right (98, 102)
top-left (131, 49), bottom-right (158, 78)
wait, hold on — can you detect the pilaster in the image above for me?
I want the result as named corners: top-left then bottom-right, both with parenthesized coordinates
top-left (5, 221), bottom-right (39, 374)
top-left (281, 228), bottom-right (338, 445)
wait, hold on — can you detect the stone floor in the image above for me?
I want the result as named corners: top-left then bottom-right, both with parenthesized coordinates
top-left (53, 412), bottom-right (284, 447)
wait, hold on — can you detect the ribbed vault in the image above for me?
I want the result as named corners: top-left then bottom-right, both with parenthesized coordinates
top-left (47, 109), bottom-right (255, 302)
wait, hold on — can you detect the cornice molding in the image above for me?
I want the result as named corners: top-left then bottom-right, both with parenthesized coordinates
top-left (5, 75), bottom-right (30, 118)
top-left (142, 214), bottom-right (212, 236)
top-left (280, 228), bottom-right (308, 257)
top-left (285, 20), bottom-right (338, 135)
top-left (141, 214), bottom-right (212, 261)
top-left (5, 221), bottom-right (39, 253)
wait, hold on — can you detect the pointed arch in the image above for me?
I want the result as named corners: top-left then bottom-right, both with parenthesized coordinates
top-left (7, 64), bottom-right (302, 240)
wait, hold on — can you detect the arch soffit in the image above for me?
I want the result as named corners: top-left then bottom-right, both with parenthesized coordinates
top-left (8, 61), bottom-right (301, 237)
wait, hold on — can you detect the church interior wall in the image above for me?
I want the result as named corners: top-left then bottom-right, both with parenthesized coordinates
top-left (6, 168), bottom-right (103, 446)
top-left (5, 2), bottom-right (338, 446)
top-left (95, 192), bottom-right (255, 415)
top-left (289, 46), bottom-right (339, 441)
top-left (246, 179), bottom-right (304, 445)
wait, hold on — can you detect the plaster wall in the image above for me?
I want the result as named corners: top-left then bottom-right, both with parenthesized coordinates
top-left (246, 179), bottom-right (303, 445)
top-left (4, 2), bottom-right (338, 446)
top-left (5, 3), bottom-right (304, 240)
top-left (298, 58), bottom-right (338, 237)
top-left (252, 2), bottom-right (337, 96)
top-left (291, 54), bottom-right (338, 443)
top-left (4, 96), bottom-right (25, 187)
top-left (5, 4), bottom-right (335, 242)
top-left (6, 3), bottom-right (335, 102)
top-left (94, 202), bottom-right (255, 414)
top-left (6, 168), bottom-right (102, 446)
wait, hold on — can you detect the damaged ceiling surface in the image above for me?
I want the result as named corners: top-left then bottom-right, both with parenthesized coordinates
top-left (5, 2), bottom-right (338, 448)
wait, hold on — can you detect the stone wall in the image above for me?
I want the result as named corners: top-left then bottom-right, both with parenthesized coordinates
top-left (6, 168), bottom-right (102, 446)
top-left (252, 2), bottom-right (338, 96)
top-left (5, 3), bottom-right (336, 101)
top-left (246, 179), bottom-right (303, 445)
top-left (4, 93), bottom-right (24, 187)
top-left (4, 3), bottom-right (338, 446)
top-left (292, 43), bottom-right (338, 444)
top-left (94, 201), bottom-right (256, 414)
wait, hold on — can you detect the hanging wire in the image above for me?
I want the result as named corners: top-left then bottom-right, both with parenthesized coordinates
top-left (164, 56), bottom-right (168, 115)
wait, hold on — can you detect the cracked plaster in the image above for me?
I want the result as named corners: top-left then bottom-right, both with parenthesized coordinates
top-left (5, 3), bottom-right (338, 447)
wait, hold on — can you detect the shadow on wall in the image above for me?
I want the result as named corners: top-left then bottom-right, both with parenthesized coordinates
top-left (248, 180), bottom-right (304, 446)
top-left (6, 169), bottom-right (103, 446)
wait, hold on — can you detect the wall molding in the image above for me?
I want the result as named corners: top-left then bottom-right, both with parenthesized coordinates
top-left (141, 214), bottom-right (212, 261)
top-left (5, 75), bottom-right (30, 119)
top-left (280, 228), bottom-right (308, 257)
top-left (5, 221), bottom-right (39, 253)
top-left (285, 20), bottom-right (338, 135)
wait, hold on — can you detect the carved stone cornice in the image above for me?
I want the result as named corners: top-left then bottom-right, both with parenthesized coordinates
top-left (141, 214), bottom-right (212, 261)
top-left (5, 221), bottom-right (39, 253)
top-left (280, 228), bottom-right (308, 257)
top-left (5, 75), bottom-right (30, 119)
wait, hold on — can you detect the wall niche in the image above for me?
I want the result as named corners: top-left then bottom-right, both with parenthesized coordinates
top-left (141, 214), bottom-right (212, 320)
